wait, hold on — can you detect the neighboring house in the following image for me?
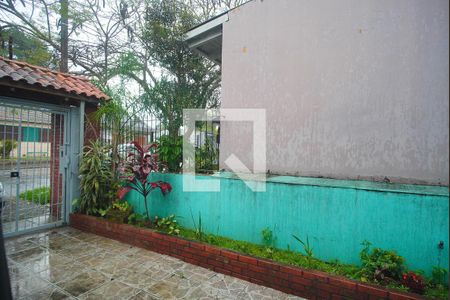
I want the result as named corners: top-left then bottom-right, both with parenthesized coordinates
top-left (193, 116), bottom-right (220, 148)
top-left (101, 117), bottom-right (156, 146)
top-left (185, 0), bottom-right (449, 185)
top-left (0, 106), bottom-right (51, 157)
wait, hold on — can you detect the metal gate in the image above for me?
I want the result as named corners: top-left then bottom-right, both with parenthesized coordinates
top-left (0, 98), bottom-right (70, 237)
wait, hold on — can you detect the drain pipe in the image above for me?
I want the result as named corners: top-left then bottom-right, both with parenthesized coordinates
top-left (79, 100), bottom-right (85, 154)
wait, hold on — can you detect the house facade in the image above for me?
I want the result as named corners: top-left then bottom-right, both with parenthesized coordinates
top-left (186, 0), bottom-right (449, 185)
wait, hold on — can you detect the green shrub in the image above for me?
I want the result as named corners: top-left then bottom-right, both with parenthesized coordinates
top-left (358, 240), bottom-right (405, 283)
top-left (79, 141), bottom-right (114, 214)
top-left (292, 234), bottom-right (315, 268)
top-left (0, 139), bottom-right (17, 158)
top-left (128, 213), bottom-right (147, 227)
top-left (431, 266), bottom-right (448, 286)
top-left (157, 135), bottom-right (182, 172)
top-left (154, 214), bottom-right (180, 235)
top-left (261, 227), bottom-right (276, 258)
top-left (190, 211), bottom-right (204, 241)
top-left (105, 200), bottom-right (132, 223)
top-left (195, 138), bottom-right (218, 173)
top-left (19, 187), bottom-right (50, 205)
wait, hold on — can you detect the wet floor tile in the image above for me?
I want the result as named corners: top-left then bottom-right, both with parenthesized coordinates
top-left (20, 285), bottom-right (74, 300)
top-left (77, 251), bottom-right (115, 269)
top-left (19, 253), bottom-right (72, 273)
top-left (6, 227), bottom-right (303, 300)
top-left (68, 231), bottom-right (99, 243)
top-left (56, 270), bottom-right (109, 297)
top-left (56, 243), bottom-right (98, 260)
top-left (79, 280), bottom-right (142, 299)
top-left (146, 280), bottom-right (191, 299)
top-left (129, 290), bottom-right (160, 300)
top-left (56, 227), bottom-right (83, 237)
top-left (115, 264), bottom-right (172, 290)
top-left (37, 261), bottom-right (87, 283)
top-left (10, 271), bottom-right (53, 299)
top-left (8, 246), bottom-right (49, 263)
top-left (8, 261), bottom-right (32, 284)
top-left (96, 256), bottom-right (138, 278)
top-left (4, 238), bottom-right (36, 254)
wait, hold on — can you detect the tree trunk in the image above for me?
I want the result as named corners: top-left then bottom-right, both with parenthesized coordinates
top-left (143, 192), bottom-right (151, 222)
top-left (111, 121), bottom-right (119, 178)
top-left (8, 36), bottom-right (13, 59)
top-left (59, 0), bottom-right (69, 72)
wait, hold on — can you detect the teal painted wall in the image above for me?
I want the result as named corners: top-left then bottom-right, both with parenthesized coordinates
top-left (22, 127), bottom-right (40, 142)
top-left (124, 173), bottom-right (449, 275)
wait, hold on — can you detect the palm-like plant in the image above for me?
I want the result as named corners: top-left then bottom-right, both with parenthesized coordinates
top-left (118, 141), bottom-right (172, 221)
top-left (79, 141), bottom-right (113, 214)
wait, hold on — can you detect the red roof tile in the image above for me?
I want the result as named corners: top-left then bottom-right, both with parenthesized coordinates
top-left (0, 56), bottom-right (109, 101)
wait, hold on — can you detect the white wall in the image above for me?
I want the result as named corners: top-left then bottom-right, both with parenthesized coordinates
top-left (219, 0), bottom-right (449, 185)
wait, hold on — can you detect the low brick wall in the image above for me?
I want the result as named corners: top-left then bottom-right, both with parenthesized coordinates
top-left (70, 213), bottom-right (425, 300)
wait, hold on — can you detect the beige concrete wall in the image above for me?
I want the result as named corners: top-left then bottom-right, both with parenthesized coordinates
top-left (219, 0), bottom-right (449, 185)
top-left (10, 142), bottom-right (51, 158)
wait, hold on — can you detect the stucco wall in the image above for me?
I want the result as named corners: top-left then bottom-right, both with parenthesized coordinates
top-left (219, 0), bottom-right (449, 185)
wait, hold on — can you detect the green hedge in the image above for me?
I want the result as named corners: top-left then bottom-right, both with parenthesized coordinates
top-left (19, 187), bottom-right (50, 205)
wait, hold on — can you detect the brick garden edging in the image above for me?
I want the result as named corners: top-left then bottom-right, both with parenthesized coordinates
top-left (70, 213), bottom-right (426, 300)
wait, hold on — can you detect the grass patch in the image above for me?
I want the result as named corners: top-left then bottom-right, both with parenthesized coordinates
top-left (154, 226), bottom-right (448, 299)
top-left (19, 187), bottom-right (50, 205)
top-left (177, 227), bottom-right (360, 277)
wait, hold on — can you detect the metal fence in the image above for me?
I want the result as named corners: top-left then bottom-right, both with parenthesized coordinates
top-left (99, 112), bottom-right (220, 174)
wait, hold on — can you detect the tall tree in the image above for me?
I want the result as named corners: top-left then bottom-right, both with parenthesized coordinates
top-left (0, 28), bottom-right (56, 67)
top-left (0, 0), bottom-right (133, 84)
top-left (59, 0), bottom-right (68, 72)
top-left (119, 0), bottom-right (221, 137)
top-left (69, 0), bottom-right (137, 85)
top-left (0, 0), bottom-right (69, 71)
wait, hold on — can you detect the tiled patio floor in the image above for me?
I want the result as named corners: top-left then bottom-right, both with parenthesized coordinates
top-left (5, 226), bottom-right (304, 300)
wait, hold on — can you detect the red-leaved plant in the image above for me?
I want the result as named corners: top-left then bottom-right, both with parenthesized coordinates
top-left (117, 141), bottom-right (172, 222)
top-left (401, 271), bottom-right (425, 294)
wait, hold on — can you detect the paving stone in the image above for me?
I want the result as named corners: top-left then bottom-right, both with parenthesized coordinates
top-left (8, 246), bottom-right (49, 263)
top-left (56, 270), bottom-right (109, 297)
top-left (5, 226), bottom-right (304, 300)
top-left (20, 285), bottom-right (74, 300)
top-left (79, 281), bottom-right (141, 300)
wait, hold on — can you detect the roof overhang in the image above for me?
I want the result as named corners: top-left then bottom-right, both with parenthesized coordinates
top-left (184, 13), bottom-right (228, 65)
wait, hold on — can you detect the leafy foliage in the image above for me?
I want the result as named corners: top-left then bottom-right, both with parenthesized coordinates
top-left (177, 227), bottom-right (446, 298)
top-left (190, 211), bottom-right (204, 241)
top-left (93, 83), bottom-right (147, 176)
top-left (195, 137), bottom-right (219, 173)
top-left (122, 0), bottom-right (221, 137)
top-left (128, 213), bottom-right (147, 227)
top-left (157, 135), bottom-right (182, 172)
top-left (292, 234), bottom-right (314, 267)
top-left (105, 200), bottom-right (132, 223)
top-left (0, 139), bottom-right (17, 158)
top-left (19, 187), bottom-right (50, 205)
top-left (117, 141), bottom-right (172, 221)
top-left (261, 228), bottom-right (276, 258)
top-left (0, 0), bottom-right (241, 91)
top-left (154, 214), bottom-right (180, 235)
top-left (401, 272), bottom-right (425, 294)
top-left (79, 141), bottom-right (114, 214)
top-left (0, 28), bottom-right (56, 68)
top-left (178, 225), bottom-right (361, 278)
top-left (358, 240), bottom-right (405, 283)
top-left (261, 227), bottom-right (274, 246)
top-left (431, 266), bottom-right (448, 286)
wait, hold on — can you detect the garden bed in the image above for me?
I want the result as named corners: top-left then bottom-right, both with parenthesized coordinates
top-left (70, 213), bottom-right (431, 300)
